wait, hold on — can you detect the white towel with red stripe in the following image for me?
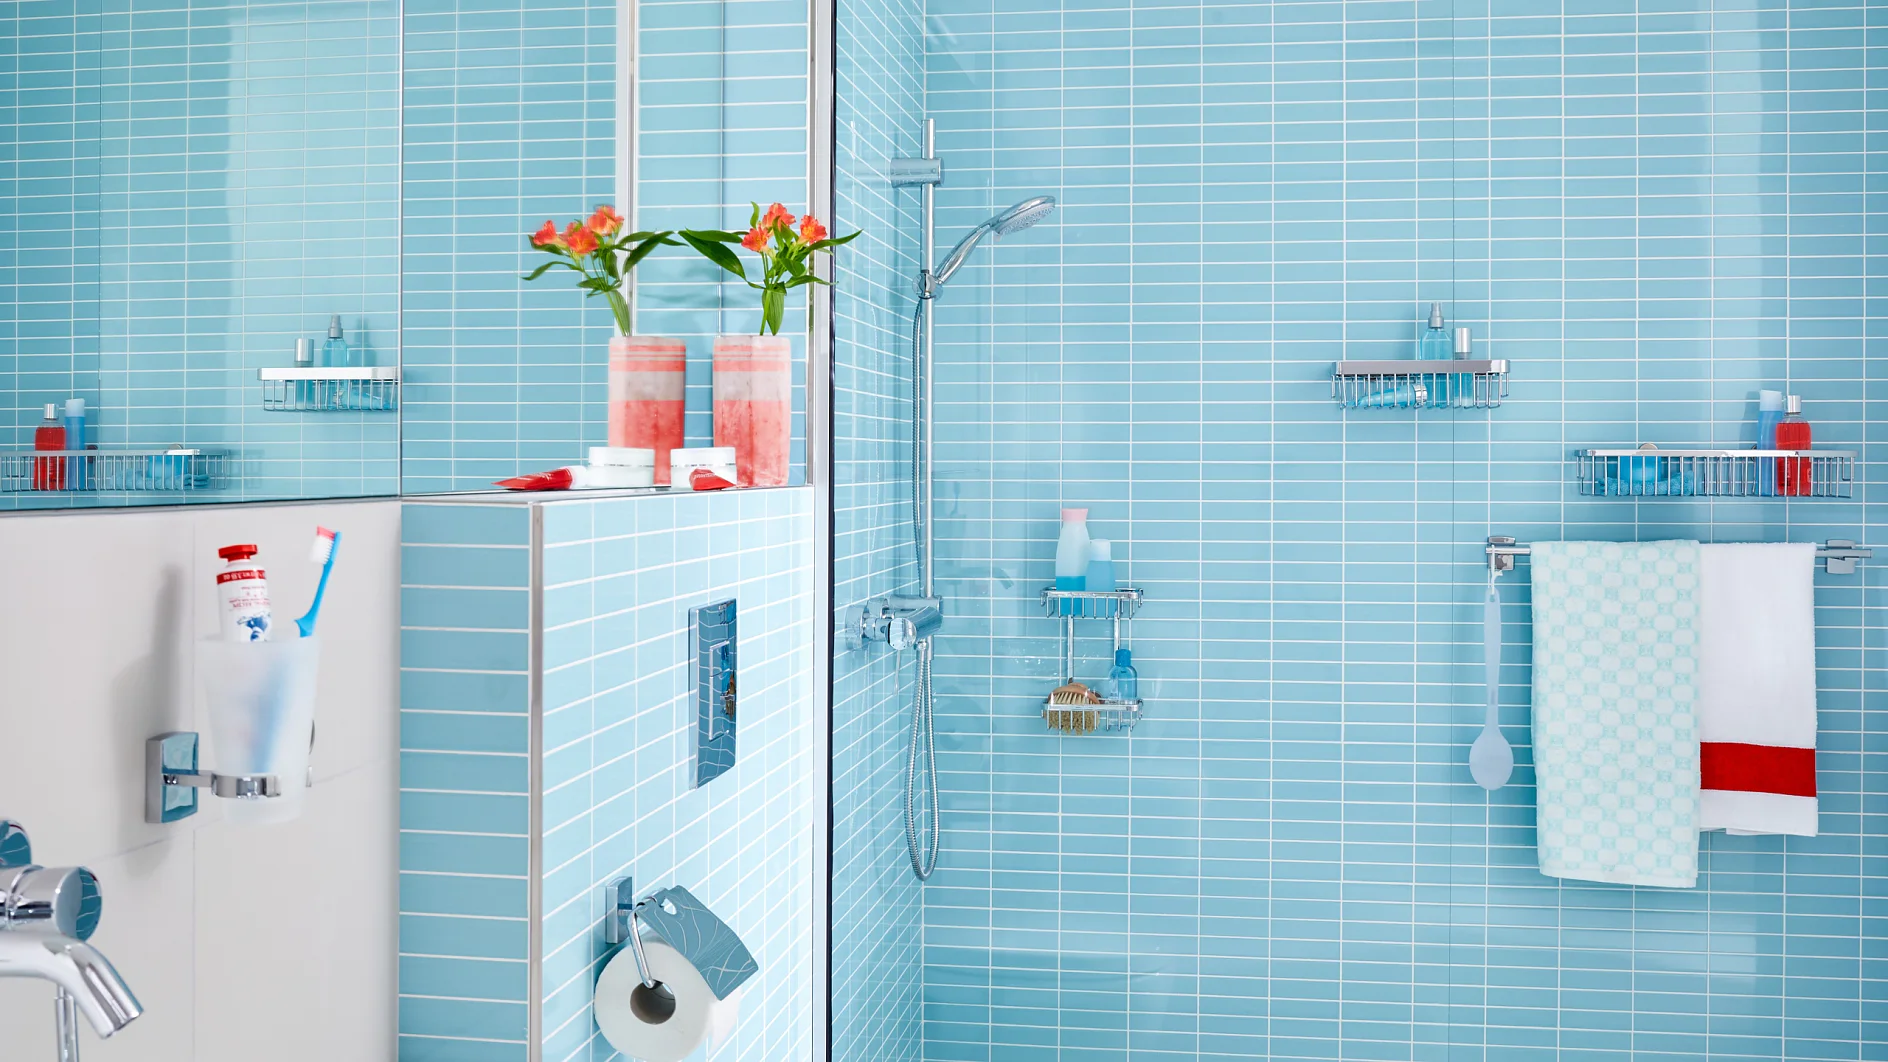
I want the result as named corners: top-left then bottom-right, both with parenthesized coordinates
top-left (1697, 543), bottom-right (1820, 836)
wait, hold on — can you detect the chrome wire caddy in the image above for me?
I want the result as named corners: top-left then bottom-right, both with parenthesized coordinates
top-left (1332, 360), bottom-right (1510, 410)
top-left (259, 367), bottom-right (399, 412)
top-left (1575, 445), bottom-right (1855, 498)
top-left (1039, 588), bottom-right (1143, 734)
top-left (0, 448), bottom-right (229, 493)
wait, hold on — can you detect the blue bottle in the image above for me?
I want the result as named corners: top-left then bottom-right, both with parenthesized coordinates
top-left (1106, 648), bottom-right (1138, 702)
top-left (1418, 303), bottom-right (1451, 404)
top-left (1755, 390), bottom-right (1784, 497)
top-left (63, 398), bottom-right (86, 490)
top-left (323, 315), bottom-right (353, 409)
top-left (1085, 539), bottom-right (1116, 594)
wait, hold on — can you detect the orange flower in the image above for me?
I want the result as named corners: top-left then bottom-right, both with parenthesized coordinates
top-left (586, 205), bottom-right (623, 236)
top-left (564, 222), bottom-right (598, 256)
top-left (798, 214), bottom-right (827, 244)
top-left (531, 220), bottom-right (562, 247)
top-left (761, 202), bottom-right (794, 230)
top-left (741, 225), bottom-right (771, 253)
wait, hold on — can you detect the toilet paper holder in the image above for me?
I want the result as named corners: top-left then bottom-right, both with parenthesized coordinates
top-left (602, 877), bottom-right (757, 1000)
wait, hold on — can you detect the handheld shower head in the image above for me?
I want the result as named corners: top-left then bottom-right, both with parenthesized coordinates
top-left (927, 195), bottom-right (1057, 293)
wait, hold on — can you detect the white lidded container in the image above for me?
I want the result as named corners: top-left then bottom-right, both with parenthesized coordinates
top-left (586, 446), bottom-right (656, 488)
top-left (670, 446), bottom-right (737, 490)
top-left (216, 543), bottom-right (272, 642)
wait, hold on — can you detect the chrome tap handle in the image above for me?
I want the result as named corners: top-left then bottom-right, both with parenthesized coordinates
top-left (1, 866), bottom-right (99, 940)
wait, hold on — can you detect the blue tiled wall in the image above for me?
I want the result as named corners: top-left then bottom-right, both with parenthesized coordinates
top-left (830, 0), bottom-right (927, 1056)
top-left (2, 0), bottom-right (401, 508)
top-left (635, 0), bottom-right (811, 483)
top-left (399, 487), bottom-right (816, 1062)
top-left (398, 0), bottom-right (809, 493)
top-left (843, 2), bottom-right (1888, 1061)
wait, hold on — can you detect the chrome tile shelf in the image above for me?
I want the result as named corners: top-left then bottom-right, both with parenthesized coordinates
top-left (1575, 447), bottom-right (1855, 499)
top-left (0, 449), bottom-right (229, 493)
top-left (259, 366), bottom-right (399, 412)
top-left (1333, 359), bottom-right (1509, 410)
top-left (1040, 586), bottom-right (1143, 734)
top-left (1040, 587), bottom-right (1142, 620)
top-left (1042, 699), bottom-right (1142, 734)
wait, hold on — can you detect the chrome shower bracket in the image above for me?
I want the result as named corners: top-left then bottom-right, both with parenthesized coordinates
top-left (889, 156), bottom-right (942, 187)
top-left (143, 732), bottom-right (282, 824)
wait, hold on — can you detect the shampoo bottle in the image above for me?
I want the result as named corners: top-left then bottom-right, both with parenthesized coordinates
top-left (1776, 395), bottom-right (1812, 496)
top-left (1418, 303), bottom-right (1450, 359)
top-left (1085, 538), bottom-right (1116, 594)
top-left (1107, 648), bottom-right (1138, 702)
top-left (1055, 509), bottom-right (1092, 611)
top-left (33, 404), bottom-right (65, 491)
top-left (63, 399), bottom-right (86, 490)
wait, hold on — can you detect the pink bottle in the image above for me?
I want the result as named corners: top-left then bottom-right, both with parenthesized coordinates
top-left (712, 334), bottom-right (792, 487)
top-left (608, 336), bottom-right (686, 485)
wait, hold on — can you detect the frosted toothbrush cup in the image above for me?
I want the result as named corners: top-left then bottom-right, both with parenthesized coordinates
top-left (197, 636), bottom-right (320, 825)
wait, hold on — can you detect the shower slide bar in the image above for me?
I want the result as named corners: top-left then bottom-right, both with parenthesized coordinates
top-left (1485, 535), bottom-right (1872, 576)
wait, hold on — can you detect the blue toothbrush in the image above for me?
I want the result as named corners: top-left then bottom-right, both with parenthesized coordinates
top-left (296, 527), bottom-right (340, 637)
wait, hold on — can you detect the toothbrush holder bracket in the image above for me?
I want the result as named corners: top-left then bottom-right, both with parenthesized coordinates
top-left (600, 877), bottom-right (757, 1000)
top-left (144, 732), bottom-right (283, 824)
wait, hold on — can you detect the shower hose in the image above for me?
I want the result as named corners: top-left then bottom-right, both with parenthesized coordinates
top-left (904, 297), bottom-right (940, 882)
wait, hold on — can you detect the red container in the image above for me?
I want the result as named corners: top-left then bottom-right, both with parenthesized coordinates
top-left (33, 412), bottom-right (65, 491)
top-left (713, 334), bottom-right (792, 487)
top-left (608, 336), bottom-right (686, 485)
top-left (1776, 397), bottom-right (1812, 496)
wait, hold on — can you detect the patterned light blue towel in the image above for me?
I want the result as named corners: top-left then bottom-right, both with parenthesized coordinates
top-left (1530, 541), bottom-right (1701, 889)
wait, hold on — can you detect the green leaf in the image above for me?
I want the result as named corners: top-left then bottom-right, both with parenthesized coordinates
top-left (620, 238), bottom-right (669, 271)
top-left (680, 231), bottom-right (749, 281)
top-left (784, 274), bottom-right (823, 288)
top-left (680, 228), bottom-right (742, 244)
top-left (761, 286), bottom-right (785, 335)
top-left (521, 261), bottom-right (562, 281)
top-left (809, 230), bottom-right (861, 251)
top-left (748, 202), bottom-right (762, 229)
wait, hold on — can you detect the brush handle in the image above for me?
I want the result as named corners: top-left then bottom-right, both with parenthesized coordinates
top-left (1483, 579), bottom-right (1501, 730)
top-left (296, 547), bottom-right (337, 638)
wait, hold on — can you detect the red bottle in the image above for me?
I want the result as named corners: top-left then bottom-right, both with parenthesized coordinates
top-left (32, 403), bottom-right (65, 490)
top-left (1775, 394), bottom-right (1812, 496)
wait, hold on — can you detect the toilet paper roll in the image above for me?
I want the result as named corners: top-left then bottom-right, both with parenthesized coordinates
top-left (595, 938), bottom-right (740, 1062)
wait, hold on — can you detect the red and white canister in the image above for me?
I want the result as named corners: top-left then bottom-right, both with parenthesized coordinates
top-left (712, 334), bottom-right (792, 487)
top-left (608, 335), bottom-right (686, 485)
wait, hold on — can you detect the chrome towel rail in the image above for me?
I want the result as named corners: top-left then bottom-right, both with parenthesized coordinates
top-left (1486, 535), bottom-right (1871, 576)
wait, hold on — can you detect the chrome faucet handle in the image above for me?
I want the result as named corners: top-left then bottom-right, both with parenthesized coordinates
top-left (1, 866), bottom-right (100, 940)
top-left (0, 821), bottom-right (29, 868)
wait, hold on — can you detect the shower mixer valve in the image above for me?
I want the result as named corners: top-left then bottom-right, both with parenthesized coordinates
top-left (838, 595), bottom-right (943, 652)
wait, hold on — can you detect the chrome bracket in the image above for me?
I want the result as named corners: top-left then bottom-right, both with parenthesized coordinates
top-left (842, 596), bottom-right (944, 653)
top-left (889, 156), bottom-right (942, 187)
top-left (144, 732), bottom-right (282, 824)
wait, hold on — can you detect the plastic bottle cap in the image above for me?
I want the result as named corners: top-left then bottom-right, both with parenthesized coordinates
top-left (1062, 508), bottom-right (1088, 522)
top-left (1089, 539), bottom-right (1111, 559)
top-left (42, 403), bottom-right (58, 420)
top-left (295, 337), bottom-right (314, 365)
top-left (1115, 648), bottom-right (1131, 665)
top-left (328, 314), bottom-right (343, 339)
top-left (1428, 303), bottom-right (1444, 329)
top-left (218, 544), bottom-right (260, 561)
top-left (1452, 327), bottom-right (1472, 357)
top-left (1786, 394), bottom-right (1802, 414)
top-left (64, 398), bottom-right (84, 417)
top-left (1759, 389), bottom-right (1784, 410)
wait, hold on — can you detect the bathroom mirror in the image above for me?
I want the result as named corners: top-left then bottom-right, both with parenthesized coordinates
top-left (2, 0), bottom-right (402, 510)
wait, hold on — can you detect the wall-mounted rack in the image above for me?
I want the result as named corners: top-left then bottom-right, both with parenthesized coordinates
top-left (1486, 535), bottom-right (1872, 576)
top-left (1038, 588), bottom-right (1143, 734)
top-left (0, 448), bottom-right (229, 493)
top-left (1332, 360), bottom-right (1510, 410)
top-left (1575, 446), bottom-right (1855, 498)
top-left (259, 366), bottom-right (399, 412)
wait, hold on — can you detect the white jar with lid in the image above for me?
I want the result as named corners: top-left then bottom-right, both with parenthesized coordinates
top-left (669, 446), bottom-right (737, 490)
top-left (586, 446), bottom-right (656, 488)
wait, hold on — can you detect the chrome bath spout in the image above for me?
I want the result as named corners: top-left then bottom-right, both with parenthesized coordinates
top-left (0, 933), bottom-right (142, 1038)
